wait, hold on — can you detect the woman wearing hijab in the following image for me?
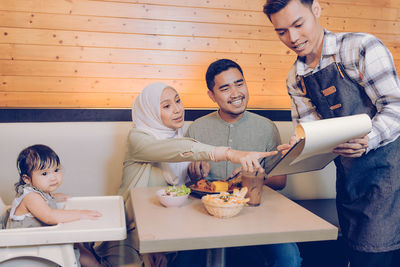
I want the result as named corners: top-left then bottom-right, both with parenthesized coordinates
top-left (98, 82), bottom-right (278, 267)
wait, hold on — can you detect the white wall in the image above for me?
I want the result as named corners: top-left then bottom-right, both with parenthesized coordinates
top-left (0, 122), bottom-right (131, 204)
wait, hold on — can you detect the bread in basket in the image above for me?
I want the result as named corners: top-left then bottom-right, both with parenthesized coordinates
top-left (201, 187), bottom-right (249, 219)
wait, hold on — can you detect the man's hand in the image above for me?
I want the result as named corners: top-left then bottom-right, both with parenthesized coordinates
top-left (188, 161), bottom-right (210, 182)
top-left (333, 135), bottom-right (369, 158)
top-left (228, 167), bottom-right (241, 180)
top-left (277, 135), bottom-right (298, 156)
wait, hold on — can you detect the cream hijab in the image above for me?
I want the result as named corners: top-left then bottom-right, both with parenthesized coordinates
top-left (132, 82), bottom-right (189, 185)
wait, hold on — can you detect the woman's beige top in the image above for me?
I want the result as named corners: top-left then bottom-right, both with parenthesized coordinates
top-left (118, 128), bottom-right (215, 201)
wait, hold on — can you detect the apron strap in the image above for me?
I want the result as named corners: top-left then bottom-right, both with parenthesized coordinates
top-left (332, 54), bottom-right (345, 79)
top-left (300, 76), bottom-right (307, 95)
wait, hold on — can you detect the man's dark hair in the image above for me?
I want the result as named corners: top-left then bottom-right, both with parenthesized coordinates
top-left (263, 0), bottom-right (314, 20)
top-left (205, 59), bottom-right (244, 91)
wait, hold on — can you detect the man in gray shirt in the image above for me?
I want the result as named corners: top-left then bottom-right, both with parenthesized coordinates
top-left (186, 59), bottom-right (302, 267)
top-left (186, 59), bottom-right (286, 190)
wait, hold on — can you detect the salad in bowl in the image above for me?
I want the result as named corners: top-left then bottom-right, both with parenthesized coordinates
top-left (156, 185), bottom-right (191, 207)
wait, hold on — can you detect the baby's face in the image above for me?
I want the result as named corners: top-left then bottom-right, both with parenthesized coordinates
top-left (30, 165), bottom-right (63, 193)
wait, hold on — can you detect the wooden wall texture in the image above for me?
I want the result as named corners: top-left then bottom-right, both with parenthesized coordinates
top-left (1, 0), bottom-right (399, 109)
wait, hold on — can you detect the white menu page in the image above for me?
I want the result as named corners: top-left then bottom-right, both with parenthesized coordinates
top-left (266, 114), bottom-right (372, 177)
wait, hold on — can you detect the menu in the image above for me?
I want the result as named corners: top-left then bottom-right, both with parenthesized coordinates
top-left (265, 114), bottom-right (372, 177)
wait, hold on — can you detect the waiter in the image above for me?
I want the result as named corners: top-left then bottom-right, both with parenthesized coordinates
top-left (263, 0), bottom-right (400, 266)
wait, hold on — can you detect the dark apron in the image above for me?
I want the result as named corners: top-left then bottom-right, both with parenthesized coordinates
top-left (300, 56), bottom-right (400, 252)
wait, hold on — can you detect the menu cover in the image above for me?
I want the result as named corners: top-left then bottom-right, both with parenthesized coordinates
top-left (265, 114), bottom-right (372, 177)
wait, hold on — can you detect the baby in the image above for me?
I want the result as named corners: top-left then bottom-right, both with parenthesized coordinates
top-left (7, 144), bottom-right (103, 267)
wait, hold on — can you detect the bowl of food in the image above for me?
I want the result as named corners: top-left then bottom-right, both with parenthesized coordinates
top-left (156, 185), bottom-right (191, 207)
top-left (201, 187), bottom-right (249, 218)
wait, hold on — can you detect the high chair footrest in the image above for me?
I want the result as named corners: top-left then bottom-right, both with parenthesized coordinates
top-left (0, 244), bottom-right (78, 266)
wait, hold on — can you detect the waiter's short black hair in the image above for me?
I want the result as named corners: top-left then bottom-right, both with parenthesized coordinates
top-left (205, 59), bottom-right (244, 92)
top-left (263, 0), bottom-right (314, 20)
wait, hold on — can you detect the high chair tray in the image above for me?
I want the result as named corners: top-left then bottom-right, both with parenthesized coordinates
top-left (0, 196), bottom-right (126, 247)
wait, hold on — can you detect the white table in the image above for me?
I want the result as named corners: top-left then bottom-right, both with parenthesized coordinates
top-left (130, 186), bottom-right (338, 266)
top-left (0, 196), bottom-right (126, 266)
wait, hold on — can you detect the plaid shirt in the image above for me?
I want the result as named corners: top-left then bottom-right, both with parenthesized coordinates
top-left (287, 29), bottom-right (400, 152)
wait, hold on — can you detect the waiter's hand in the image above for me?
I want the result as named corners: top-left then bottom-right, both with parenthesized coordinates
top-left (188, 161), bottom-right (210, 182)
top-left (333, 135), bottom-right (369, 158)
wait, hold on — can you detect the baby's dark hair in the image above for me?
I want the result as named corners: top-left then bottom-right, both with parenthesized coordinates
top-left (263, 0), bottom-right (314, 20)
top-left (15, 144), bottom-right (61, 192)
top-left (205, 59), bottom-right (244, 92)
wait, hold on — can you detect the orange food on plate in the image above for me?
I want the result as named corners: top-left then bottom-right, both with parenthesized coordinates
top-left (193, 176), bottom-right (242, 192)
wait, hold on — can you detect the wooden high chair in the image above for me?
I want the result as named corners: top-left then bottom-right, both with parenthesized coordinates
top-left (0, 196), bottom-right (126, 266)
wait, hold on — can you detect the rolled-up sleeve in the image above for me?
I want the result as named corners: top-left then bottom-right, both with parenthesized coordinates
top-left (356, 36), bottom-right (400, 151)
top-left (127, 129), bottom-right (215, 163)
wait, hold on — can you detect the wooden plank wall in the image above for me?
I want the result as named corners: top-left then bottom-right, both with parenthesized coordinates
top-left (0, 0), bottom-right (399, 109)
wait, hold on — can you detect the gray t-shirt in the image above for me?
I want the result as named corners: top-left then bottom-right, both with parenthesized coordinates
top-left (186, 111), bottom-right (281, 180)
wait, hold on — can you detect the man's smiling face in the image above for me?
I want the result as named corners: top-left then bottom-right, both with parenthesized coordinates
top-left (208, 67), bottom-right (249, 122)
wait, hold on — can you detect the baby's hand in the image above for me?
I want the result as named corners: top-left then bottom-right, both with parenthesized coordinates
top-left (53, 192), bottom-right (72, 202)
top-left (79, 210), bottom-right (102, 220)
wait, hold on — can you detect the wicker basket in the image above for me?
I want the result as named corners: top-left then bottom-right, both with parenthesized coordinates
top-left (201, 198), bottom-right (244, 219)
